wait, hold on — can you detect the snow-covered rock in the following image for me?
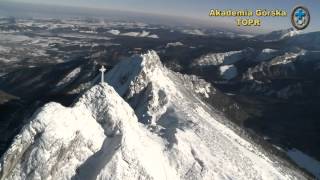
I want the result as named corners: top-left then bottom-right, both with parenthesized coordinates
top-left (0, 95), bottom-right (106, 180)
top-left (219, 65), bottom-right (238, 80)
top-left (107, 29), bottom-right (121, 35)
top-left (106, 50), bottom-right (174, 125)
top-left (0, 51), bottom-right (308, 180)
top-left (166, 42), bottom-right (184, 48)
top-left (74, 84), bottom-right (178, 180)
top-left (147, 34), bottom-right (159, 39)
top-left (120, 31), bottom-right (159, 38)
top-left (55, 67), bottom-right (81, 89)
top-left (193, 50), bottom-right (243, 66)
top-left (255, 28), bottom-right (300, 42)
top-left (106, 50), bottom-right (306, 179)
top-left (182, 29), bottom-right (206, 36)
top-left (192, 48), bottom-right (254, 67)
top-left (0, 84), bottom-right (178, 180)
top-left (243, 51), bottom-right (306, 81)
top-left (255, 48), bottom-right (281, 62)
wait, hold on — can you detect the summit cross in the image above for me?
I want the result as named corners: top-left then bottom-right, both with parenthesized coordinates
top-left (99, 65), bottom-right (106, 84)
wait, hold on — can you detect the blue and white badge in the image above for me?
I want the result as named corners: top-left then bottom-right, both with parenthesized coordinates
top-left (291, 6), bottom-right (310, 30)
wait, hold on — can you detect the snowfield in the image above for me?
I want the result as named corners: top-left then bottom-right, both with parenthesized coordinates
top-left (0, 51), bottom-right (308, 180)
top-left (192, 50), bottom-right (244, 67)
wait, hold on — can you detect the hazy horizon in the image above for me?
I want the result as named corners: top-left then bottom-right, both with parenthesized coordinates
top-left (0, 0), bottom-right (319, 34)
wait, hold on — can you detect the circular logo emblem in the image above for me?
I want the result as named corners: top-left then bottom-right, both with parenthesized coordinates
top-left (291, 6), bottom-right (310, 30)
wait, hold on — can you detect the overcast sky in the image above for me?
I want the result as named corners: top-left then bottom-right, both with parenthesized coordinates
top-left (3, 0), bottom-right (320, 32)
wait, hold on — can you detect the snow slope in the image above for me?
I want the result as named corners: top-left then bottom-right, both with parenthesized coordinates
top-left (0, 99), bottom-right (106, 180)
top-left (219, 65), bottom-right (238, 80)
top-left (0, 84), bottom-right (177, 180)
top-left (192, 48), bottom-right (254, 67)
top-left (105, 51), bottom-right (305, 179)
top-left (192, 50), bottom-right (243, 66)
top-left (0, 51), bottom-right (308, 180)
top-left (255, 48), bottom-right (281, 62)
top-left (55, 67), bottom-right (81, 88)
top-left (255, 28), bottom-right (300, 42)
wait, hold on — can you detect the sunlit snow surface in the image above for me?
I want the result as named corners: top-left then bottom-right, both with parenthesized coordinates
top-left (0, 51), bottom-right (307, 180)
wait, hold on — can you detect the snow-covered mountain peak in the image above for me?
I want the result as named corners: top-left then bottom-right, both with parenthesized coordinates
top-left (75, 83), bottom-right (138, 136)
top-left (106, 50), bottom-right (178, 124)
top-left (106, 50), bottom-right (168, 96)
top-left (0, 51), bottom-right (310, 180)
top-left (0, 83), bottom-right (178, 180)
top-left (0, 90), bottom-right (106, 179)
top-left (72, 84), bottom-right (179, 180)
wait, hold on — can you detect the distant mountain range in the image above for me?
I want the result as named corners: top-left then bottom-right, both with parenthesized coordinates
top-left (0, 16), bottom-right (319, 179)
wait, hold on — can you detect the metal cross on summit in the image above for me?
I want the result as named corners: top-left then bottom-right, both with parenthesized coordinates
top-left (99, 65), bottom-right (106, 84)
